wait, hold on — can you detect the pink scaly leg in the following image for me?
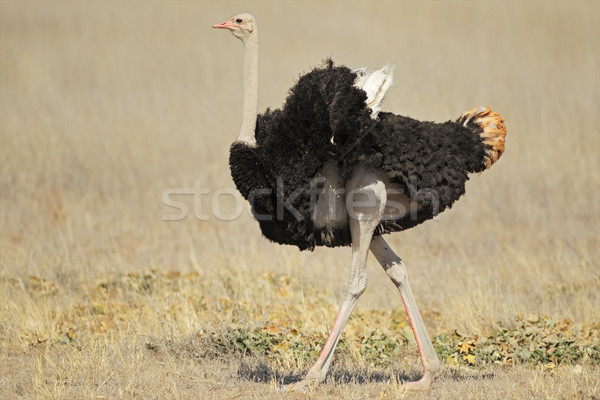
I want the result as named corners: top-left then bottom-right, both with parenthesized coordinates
top-left (369, 236), bottom-right (440, 390)
top-left (286, 167), bottom-right (386, 392)
top-left (303, 216), bottom-right (373, 383)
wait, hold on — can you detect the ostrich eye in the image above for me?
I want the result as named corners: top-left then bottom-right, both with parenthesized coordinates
top-left (235, 18), bottom-right (243, 23)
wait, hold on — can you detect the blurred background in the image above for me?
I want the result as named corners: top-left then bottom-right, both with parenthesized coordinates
top-left (1, 0), bottom-right (598, 331)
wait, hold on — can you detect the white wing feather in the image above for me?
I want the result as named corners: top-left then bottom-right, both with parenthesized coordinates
top-left (353, 64), bottom-right (394, 119)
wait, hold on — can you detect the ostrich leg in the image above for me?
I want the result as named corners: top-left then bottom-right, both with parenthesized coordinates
top-left (369, 236), bottom-right (440, 390)
top-left (287, 168), bottom-right (386, 392)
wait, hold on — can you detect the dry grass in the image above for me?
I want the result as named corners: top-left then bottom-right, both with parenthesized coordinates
top-left (1, 1), bottom-right (599, 399)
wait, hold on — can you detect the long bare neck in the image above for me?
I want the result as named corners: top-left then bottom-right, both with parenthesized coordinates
top-left (238, 32), bottom-right (258, 146)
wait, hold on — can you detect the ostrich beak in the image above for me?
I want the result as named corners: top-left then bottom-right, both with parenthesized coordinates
top-left (212, 21), bottom-right (237, 29)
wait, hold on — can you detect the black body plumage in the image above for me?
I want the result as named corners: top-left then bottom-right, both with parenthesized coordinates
top-left (229, 60), bottom-right (490, 251)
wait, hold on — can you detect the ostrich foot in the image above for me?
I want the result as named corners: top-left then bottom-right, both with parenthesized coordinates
top-left (281, 378), bottom-right (319, 393)
top-left (281, 372), bottom-right (436, 393)
top-left (281, 368), bottom-right (326, 393)
top-left (402, 370), bottom-right (437, 391)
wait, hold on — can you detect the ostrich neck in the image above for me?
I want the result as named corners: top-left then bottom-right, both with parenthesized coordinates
top-left (239, 33), bottom-right (258, 146)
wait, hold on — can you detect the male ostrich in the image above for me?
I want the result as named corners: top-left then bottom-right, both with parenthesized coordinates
top-left (213, 13), bottom-right (506, 391)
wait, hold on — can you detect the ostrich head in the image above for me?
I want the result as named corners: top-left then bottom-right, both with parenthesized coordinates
top-left (212, 13), bottom-right (256, 42)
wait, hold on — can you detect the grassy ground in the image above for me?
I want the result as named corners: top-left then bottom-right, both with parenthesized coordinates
top-left (1, 1), bottom-right (599, 399)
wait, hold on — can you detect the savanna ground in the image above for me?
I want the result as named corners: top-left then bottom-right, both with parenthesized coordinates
top-left (1, 1), bottom-right (599, 399)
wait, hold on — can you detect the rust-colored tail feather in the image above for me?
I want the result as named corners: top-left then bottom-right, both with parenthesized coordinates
top-left (457, 106), bottom-right (507, 170)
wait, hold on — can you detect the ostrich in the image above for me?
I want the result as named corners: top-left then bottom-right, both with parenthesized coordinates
top-left (213, 13), bottom-right (506, 391)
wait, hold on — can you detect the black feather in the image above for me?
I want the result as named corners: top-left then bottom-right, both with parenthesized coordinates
top-left (229, 60), bottom-right (490, 250)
